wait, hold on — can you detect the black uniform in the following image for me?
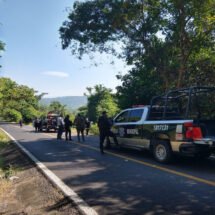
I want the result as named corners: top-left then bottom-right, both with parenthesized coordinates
top-left (85, 119), bottom-right (90, 135)
top-left (64, 115), bottom-right (72, 141)
top-left (98, 112), bottom-right (118, 154)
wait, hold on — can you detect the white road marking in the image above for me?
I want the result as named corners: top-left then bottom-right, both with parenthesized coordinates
top-left (0, 127), bottom-right (98, 215)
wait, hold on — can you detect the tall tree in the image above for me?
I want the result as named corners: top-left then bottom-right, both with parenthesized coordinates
top-left (85, 85), bottom-right (119, 122)
top-left (60, 0), bottom-right (215, 95)
top-left (0, 78), bottom-right (40, 122)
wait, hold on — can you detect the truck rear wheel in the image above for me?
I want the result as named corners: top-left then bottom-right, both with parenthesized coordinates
top-left (153, 140), bottom-right (172, 163)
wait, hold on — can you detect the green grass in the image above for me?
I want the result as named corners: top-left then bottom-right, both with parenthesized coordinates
top-left (0, 130), bottom-right (13, 179)
top-left (0, 131), bottom-right (10, 149)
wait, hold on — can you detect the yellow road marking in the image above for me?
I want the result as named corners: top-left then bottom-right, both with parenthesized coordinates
top-left (16, 128), bottom-right (215, 187)
top-left (75, 143), bottom-right (215, 187)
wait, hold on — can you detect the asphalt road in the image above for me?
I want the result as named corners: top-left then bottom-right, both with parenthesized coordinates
top-left (1, 123), bottom-right (215, 215)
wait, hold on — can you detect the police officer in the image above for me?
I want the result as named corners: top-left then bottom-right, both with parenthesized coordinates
top-left (57, 114), bottom-right (64, 140)
top-left (97, 111), bottom-right (118, 154)
top-left (64, 114), bottom-right (72, 141)
top-left (74, 113), bottom-right (85, 142)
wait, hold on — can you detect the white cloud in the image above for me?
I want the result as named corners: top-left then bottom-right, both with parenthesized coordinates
top-left (42, 71), bottom-right (69, 78)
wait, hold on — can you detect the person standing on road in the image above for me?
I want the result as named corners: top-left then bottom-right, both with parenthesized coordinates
top-left (74, 113), bottom-right (85, 142)
top-left (19, 119), bottom-right (23, 128)
top-left (57, 115), bottom-right (64, 140)
top-left (64, 114), bottom-right (72, 141)
top-left (34, 118), bottom-right (40, 132)
top-left (98, 111), bottom-right (118, 154)
top-left (85, 118), bottom-right (91, 136)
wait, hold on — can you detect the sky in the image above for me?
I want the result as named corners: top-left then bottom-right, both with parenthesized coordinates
top-left (0, 0), bottom-right (128, 98)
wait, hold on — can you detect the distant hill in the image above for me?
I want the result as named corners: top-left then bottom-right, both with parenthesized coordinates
top-left (40, 96), bottom-right (87, 111)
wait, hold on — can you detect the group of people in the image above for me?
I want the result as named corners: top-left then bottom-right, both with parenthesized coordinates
top-left (56, 111), bottom-right (118, 154)
top-left (57, 114), bottom-right (91, 142)
top-left (30, 111), bottom-right (118, 155)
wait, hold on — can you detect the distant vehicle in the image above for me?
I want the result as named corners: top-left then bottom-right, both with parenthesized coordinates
top-left (111, 86), bottom-right (215, 163)
top-left (40, 112), bottom-right (59, 132)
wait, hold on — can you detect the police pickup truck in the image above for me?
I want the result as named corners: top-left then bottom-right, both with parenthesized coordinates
top-left (111, 86), bottom-right (215, 163)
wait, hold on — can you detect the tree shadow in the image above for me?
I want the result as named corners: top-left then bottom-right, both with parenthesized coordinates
top-left (0, 123), bottom-right (215, 215)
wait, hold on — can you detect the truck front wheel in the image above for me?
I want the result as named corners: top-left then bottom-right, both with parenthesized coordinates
top-left (153, 140), bottom-right (172, 163)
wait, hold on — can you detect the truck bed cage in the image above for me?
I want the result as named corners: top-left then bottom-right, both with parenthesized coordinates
top-left (149, 86), bottom-right (215, 120)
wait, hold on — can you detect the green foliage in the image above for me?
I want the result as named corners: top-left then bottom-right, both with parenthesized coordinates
top-left (37, 104), bottom-right (49, 118)
top-left (60, 0), bottom-right (215, 104)
top-left (89, 123), bottom-right (99, 135)
top-left (0, 130), bottom-right (10, 175)
top-left (3, 109), bottom-right (22, 122)
top-left (0, 130), bottom-right (10, 149)
top-left (0, 78), bottom-right (41, 122)
top-left (49, 101), bottom-right (67, 115)
top-left (116, 63), bottom-right (163, 108)
top-left (77, 105), bottom-right (88, 117)
top-left (0, 41), bottom-right (4, 51)
top-left (0, 40), bottom-right (5, 68)
top-left (85, 85), bottom-right (119, 122)
top-left (22, 106), bottom-right (39, 122)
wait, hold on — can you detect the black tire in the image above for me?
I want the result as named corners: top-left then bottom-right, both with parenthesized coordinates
top-left (153, 140), bottom-right (172, 163)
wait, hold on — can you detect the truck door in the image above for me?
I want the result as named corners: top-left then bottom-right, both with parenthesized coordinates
top-left (112, 110), bottom-right (129, 145)
top-left (113, 108), bottom-right (147, 148)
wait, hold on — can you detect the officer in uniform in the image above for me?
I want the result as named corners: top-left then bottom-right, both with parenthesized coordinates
top-left (57, 115), bottom-right (64, 140)
top-left (64, 114), bottom-right (72, 141)
top-left (97, 111), bottom-right (118, 154)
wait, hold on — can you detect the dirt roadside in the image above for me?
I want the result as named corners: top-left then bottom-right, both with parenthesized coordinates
top-left (0, 140), bottom-right (81, 215)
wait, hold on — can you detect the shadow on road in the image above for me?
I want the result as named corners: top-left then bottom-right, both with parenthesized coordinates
top-left (1, 123), bottom-right (215, 215)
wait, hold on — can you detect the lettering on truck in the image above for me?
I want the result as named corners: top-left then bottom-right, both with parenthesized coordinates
top-left (153, 125), bottom-right (169, 131)
top-left (127, 129), bottom-right (139, 135)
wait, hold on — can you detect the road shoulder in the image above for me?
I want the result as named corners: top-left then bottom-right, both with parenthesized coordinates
top-left (0, 132), bottom-right (80, 215)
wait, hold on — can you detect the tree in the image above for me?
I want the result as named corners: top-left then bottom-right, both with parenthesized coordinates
top-left (116, 63), bottom-right (162, 108)
top-left (60, 0), bottom-right (215, 96)
top-left (77, 105), bottom-right (88, 117)
top-left (49, 101), bottom-right (67, 116)
top-left (0, 40), bottom-right (4, 68)
top-left (0, 78), bottom-right (40, 122)
top-left (85, 85), bottom-right (119, 122)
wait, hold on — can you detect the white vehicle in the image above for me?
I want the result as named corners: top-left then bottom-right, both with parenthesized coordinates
top-left (111, 87), bottom-right (215, 163)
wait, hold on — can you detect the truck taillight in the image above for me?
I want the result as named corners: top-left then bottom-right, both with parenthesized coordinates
top-left (184, 123), bottom-right (203, 140)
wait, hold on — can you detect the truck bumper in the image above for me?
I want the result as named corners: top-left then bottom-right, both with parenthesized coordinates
top-left (179, 142), bottom-right (215, 156)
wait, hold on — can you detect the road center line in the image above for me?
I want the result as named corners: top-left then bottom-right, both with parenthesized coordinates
top-left (12, 126), bottom-right (215, 187)
top-left (45, 133), bottom-right (215, 187)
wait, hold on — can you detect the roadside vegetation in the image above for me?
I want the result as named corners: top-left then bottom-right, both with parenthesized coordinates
top-left (0, 130), bottom-right (80, 214)
top-left (0, 77), bottom-right (119, 134)
top-left (0, 130), bottom-right (16, 196)
top-left (1, 0), bottom-right (215, 128)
